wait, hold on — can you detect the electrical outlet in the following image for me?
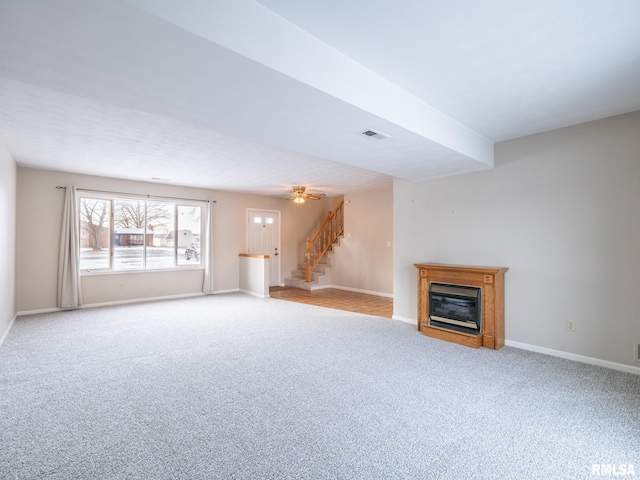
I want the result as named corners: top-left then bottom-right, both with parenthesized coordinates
top-left (119, 283), bottom-right (124, 290)
top-left (566, 319), bottom-right (576, 332)
top-left (634, 343), bottom-right (640, 363)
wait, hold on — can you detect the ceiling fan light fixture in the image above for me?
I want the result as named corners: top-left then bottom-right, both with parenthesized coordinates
top-left (288, 185), bottom-right (324, 203)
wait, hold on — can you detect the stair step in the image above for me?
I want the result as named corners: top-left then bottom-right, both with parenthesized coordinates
top-left (291, 269), bottom-right (318, 281)
top-left (284, 277), bottom-right (316, 290)
top-left (297, 262), bottom-right (330, 273)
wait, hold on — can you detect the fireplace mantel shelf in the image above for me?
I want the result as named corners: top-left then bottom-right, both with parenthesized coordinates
top-left (414, 263), bottom-right (508, 349)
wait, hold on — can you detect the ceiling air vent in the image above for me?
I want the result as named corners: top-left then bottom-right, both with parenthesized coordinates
top-left (361, 129), bottom-right (390, 140)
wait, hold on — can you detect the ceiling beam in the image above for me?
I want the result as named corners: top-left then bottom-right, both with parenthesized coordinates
top-left (124, 0), bottom-right (494, 169)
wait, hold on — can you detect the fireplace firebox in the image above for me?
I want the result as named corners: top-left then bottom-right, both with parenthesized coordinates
top-left (429, 283), bottom-right (481, 334)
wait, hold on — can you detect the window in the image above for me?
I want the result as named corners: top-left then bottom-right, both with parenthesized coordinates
top-left (79, 195), bottom-right (204, 272)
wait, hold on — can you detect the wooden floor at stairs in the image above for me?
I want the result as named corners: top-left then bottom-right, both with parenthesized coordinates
top-left (269, 287), bottom-right (393, 319)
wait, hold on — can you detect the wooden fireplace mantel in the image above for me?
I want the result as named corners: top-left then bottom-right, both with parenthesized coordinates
top-left (414, 263), bottom-right (508, 349)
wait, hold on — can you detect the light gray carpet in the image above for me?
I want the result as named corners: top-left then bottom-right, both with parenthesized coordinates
top-left (1, 293), bottom-right (638, 479)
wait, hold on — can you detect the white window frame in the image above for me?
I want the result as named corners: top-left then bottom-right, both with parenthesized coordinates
top-left (78, 193), bottom-right (206, 275)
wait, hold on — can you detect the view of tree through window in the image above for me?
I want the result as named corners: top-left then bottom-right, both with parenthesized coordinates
top-left (79, 199), bottom-right (111, 270)
top-left (79, 195), bottom-right (204, 272)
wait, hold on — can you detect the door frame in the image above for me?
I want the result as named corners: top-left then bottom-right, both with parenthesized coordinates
top-left (246, 208), bottom-right (282, 286)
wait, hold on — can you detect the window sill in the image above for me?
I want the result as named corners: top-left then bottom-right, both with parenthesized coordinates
top-left (81, 266), bottom-right (205, 276)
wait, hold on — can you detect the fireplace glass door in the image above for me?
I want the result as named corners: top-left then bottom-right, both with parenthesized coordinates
top-left (429, 283), bottom-right (481, 333)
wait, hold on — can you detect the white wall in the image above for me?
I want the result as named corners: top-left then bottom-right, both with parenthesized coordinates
top-left (394, 111), bottom-right (640, 368)
top-left (0, 139), bottom-right (17, 342)
top-left (331, 187), bottom-right (393, 296)
top-left (16, 168), bottom-right (330, 312)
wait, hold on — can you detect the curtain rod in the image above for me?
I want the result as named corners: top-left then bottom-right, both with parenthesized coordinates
top-left (56, 186), bottom-right (215, 203)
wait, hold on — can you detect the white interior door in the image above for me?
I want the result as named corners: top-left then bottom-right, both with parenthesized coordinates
top-left (247, 209), bottom-right (281, 287)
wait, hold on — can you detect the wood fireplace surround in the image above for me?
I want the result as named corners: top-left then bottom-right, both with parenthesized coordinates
top-left (415, 263), bottom-right (508, 349)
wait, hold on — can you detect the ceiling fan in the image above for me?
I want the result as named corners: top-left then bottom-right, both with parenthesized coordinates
top-left (289, 186), bottom-right (326, 204)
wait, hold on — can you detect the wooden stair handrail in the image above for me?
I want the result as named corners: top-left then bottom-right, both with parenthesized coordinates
top-left (305, 201), bottom-right (344, 282)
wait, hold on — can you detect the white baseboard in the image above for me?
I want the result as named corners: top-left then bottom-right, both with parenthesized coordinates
top-left (0, 314), bottom-right (17, 349)
top-left (80, 292), bottom-right (208, 309)
top-left (17, 292), bottom-right (222, 317)
top-left (212, 289), bottom-right (240, 295)
top-left (16, 307), bottom-right (61, 316)
top-left (312, 284), bottom-right (393, 298)
top-left (239, 289), bottom-right (270, 299)
top-left (385, 318), bottom-right (640, 375)
top-left (505, 339), bottom-right (640, 376)
top-left (392, 315), bottom-right (418, 326)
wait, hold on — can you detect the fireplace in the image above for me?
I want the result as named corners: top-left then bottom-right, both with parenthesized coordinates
top-left (429, 283), bottom-right (481, 334)
top-left (415, 263), bottom-right (508, 349)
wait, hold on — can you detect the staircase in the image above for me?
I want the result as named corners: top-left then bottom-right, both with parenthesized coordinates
top-left (284, 200), bottom-right (344, 290)
top-left (283, 255), bottom-right (334, 290)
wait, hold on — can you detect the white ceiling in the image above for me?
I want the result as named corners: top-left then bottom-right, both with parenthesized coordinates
top-left (1, 0), bottom-right (639, 197)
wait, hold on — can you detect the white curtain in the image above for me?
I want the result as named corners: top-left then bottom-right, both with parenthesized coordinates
top-left (57, 185), bottom-right (82, 308)
top-left (202, 200), bottom-right (215, 294)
